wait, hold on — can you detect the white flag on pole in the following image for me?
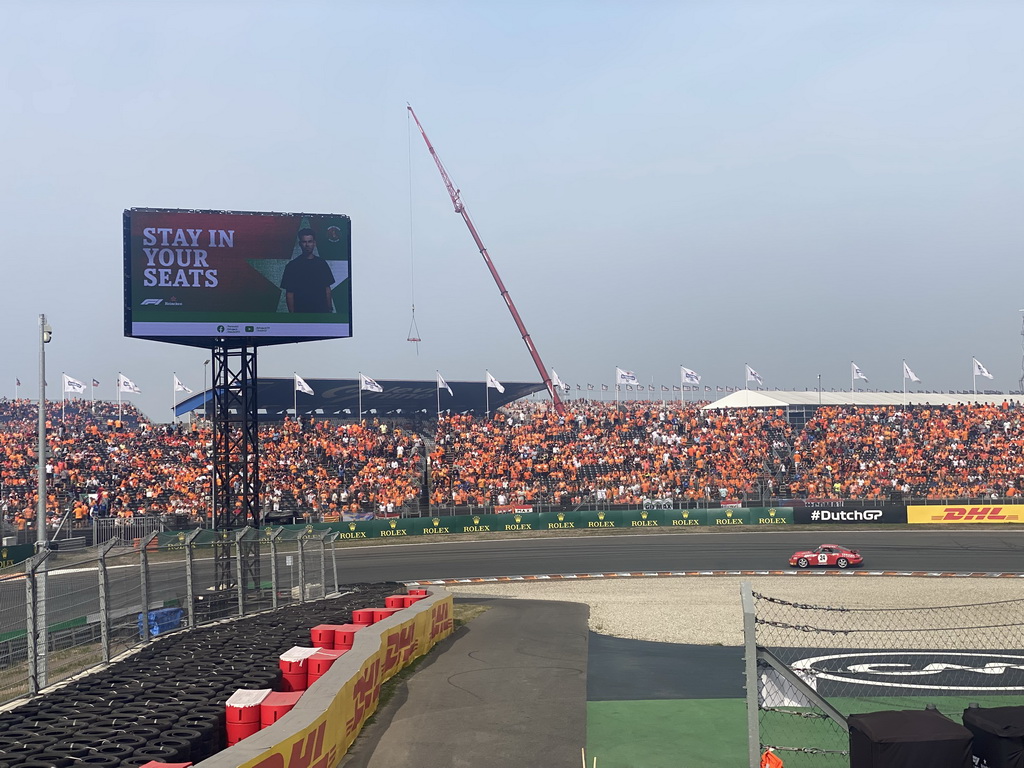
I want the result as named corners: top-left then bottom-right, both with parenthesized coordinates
top-left (550, 369), bottom-right (564, 389)
top-left (437, 371), bottom-right (453, 396)
top-left (486, 371), bottom-right (505, 393)
top-left (294, 373), bottom-right (314, 395)
top-left (360, 374), bottom-right (383, 393)
top-left (745, 365), bottom-right (763, 386)
top-left (63, 374), bottom-right (86, 395)
top-left (902, 361), bottom-right (921, 383)
top-left (680, 366), bottom-right (701, 384)
top-left (615, 367), bottom-right (637, 385)
top-left (117, 373), bottom-right (141, 393)
top-left (973, 357), bottom-right (994, 380)
top-left (173, 375), bottom-right (193, 394)
top-left (851, 362), bottom-right (868, 382)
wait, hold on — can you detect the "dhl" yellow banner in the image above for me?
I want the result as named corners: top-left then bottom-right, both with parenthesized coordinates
top-left (907, 505), bottom-right (1024, 524)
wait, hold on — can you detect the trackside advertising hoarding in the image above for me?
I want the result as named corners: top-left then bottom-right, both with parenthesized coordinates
top-left (124, 208), bottom-right (352, 347)
top-left (908, 505), bottom-right (1024, 524)
top-left (794, 505), bottom-right (907, 525)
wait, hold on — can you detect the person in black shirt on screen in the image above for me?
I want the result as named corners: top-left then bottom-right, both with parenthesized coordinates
top-left (281, 228), bottom-right (335, 313)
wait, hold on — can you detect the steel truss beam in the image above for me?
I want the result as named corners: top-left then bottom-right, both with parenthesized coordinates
top-left (212, 345), bottom-right (261, 591)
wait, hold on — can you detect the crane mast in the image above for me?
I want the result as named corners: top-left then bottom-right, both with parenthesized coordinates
top-left (407, 105), bottom-right (566, 415)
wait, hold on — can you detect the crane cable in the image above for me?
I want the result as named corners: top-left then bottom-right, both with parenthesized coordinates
top-left (406, 107), bottom-right (421, 353)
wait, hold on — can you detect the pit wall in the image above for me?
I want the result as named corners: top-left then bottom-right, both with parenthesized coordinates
top-left (195, 589), bottom-right (454, 768)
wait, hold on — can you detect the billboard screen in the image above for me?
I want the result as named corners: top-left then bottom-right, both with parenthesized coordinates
top-left (124, 208), bottom-right (351, 347)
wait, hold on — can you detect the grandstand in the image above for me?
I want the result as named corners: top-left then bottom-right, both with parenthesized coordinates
top-left (4, 394), bottom-right (1024, 546)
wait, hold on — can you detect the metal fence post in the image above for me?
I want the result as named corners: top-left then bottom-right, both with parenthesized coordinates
top-left (138, 532), bottom-right (158, 643)
top-left (97, 539), bottom-right (118, 662)
top-left (319, 533), bottom-right (329, 597)
top-left (741, 581), bottom-right (760, 768)
top-left (297, 535), bottom-right (307, 603)
top-left (183, 529), bottom-right (202, 629)
top-left (327, 532), bottom-right (339, 595)
top-left (25, 550), bottom-right (49, 695)
top-left (235, 527), bottom-right (253, 617)
top-left (268, 528), bottom-right (282, 610)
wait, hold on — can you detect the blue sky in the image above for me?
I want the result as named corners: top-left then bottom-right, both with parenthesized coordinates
top-left (2, 1), bottom-right (1022, 419)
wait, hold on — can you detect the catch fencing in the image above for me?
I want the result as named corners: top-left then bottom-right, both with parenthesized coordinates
top-left (742, 582), bottom-right (1024, 768)
top-left (0, 525), bottom-right (342, 705)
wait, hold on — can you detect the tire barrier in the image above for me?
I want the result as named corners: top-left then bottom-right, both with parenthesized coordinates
top-left (0, 583), bottom-right (403, 768)
top-left (197, 589), bottom-right (454, 768)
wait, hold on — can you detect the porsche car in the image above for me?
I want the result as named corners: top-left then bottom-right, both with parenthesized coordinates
top-left (789, 544), bottom-right (863, 569)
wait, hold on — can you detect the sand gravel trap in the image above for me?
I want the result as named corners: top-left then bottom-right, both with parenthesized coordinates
top-left (446, 576), bottom-right (1024, 646)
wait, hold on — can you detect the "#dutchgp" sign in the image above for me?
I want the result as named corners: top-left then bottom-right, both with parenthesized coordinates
top-left (794, 505), bottom-right (907, 524)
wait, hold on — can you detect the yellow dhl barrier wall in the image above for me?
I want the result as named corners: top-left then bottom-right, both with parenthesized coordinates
top-left (908, 505), bottom-right (1024, 524)
top-left (196, 591), bottom-right (454, 768)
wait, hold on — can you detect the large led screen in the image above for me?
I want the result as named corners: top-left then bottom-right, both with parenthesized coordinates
top-left (124, 208), bottom-right (351, 347)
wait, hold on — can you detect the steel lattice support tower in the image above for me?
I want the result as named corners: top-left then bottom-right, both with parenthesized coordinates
top-left (211, 345), bottom-right (261, 591)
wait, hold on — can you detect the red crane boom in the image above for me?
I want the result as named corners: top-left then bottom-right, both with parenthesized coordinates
top-left (407, 104), bottom-right (565, 415)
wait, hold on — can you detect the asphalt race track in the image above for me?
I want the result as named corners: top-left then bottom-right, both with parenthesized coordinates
top-left (331, 528), bottom-right (1024, 583)
top-left (9, 529), bottom-right (1024, 630)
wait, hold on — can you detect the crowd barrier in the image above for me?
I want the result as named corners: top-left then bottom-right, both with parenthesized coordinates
top-left (196, 589), bottom-right (454, 768)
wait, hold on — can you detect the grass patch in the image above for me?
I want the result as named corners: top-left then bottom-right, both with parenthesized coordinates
top-left (453, 602), bottom-right (489, 628)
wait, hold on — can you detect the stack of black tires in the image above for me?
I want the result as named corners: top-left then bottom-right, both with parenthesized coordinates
top-left (0, 583), bottom-right (401, 768)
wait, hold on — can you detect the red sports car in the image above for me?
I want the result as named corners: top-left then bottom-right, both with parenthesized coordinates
top-left (789, 544), bottom-right (863, 569)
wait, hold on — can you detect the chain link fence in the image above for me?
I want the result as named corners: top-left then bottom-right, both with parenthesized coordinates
top-left (0, 524), bottom-right (342, 706)
top-left (742, 582), bottom-right (1024, 768)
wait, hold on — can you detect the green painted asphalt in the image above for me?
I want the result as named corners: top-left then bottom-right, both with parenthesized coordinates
top-left (587, 699), bottom-right (747, 768)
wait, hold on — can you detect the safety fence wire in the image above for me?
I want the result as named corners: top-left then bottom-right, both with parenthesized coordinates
top-left (753, 590), bottom-right (1024, 768)
top-left (0, 571), bottom-right (29, 701)
top-left (105, 547), bottom-right (146, 663)
top-left (41, 550), bottom-right (104, 683)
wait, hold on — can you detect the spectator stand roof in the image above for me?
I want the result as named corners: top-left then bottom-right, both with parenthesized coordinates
top-left (174, 378), bottom-right (546, 419)
top-left (703, 389), bottom-right (1024, 410)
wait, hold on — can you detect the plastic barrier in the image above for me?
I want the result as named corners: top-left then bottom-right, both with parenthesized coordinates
top-left (194, 590), bottom-right (453, 768)
top-left (138, 607), bottom-right (185, 639)
top-left (384, 595), bottom-right (406, 609)
top-left (306, 650), bottom-right (348, 687)
top-left (351, 608), bottom-right (376, 625)
top-left (278, 647), bottom-right (321, 693)
top-left (260, 692), bottom-right (303, 728)
top-left (224, 689), bottom-right (271, 746)
top-left (372, 607), bottom-right (401, 623)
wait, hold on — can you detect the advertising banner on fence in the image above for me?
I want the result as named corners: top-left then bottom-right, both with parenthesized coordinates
top-left (794, 504), bottom-right (907, 525)
top-left (124, 208), bottom-right (352, 347)
top-left (908, 505), bottom-right (1024, 524)
top-left (240, 595), bottom-right (453, 768)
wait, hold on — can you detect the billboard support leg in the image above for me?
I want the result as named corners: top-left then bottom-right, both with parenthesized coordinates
top-left (212, 344), bottom-right (261, 593)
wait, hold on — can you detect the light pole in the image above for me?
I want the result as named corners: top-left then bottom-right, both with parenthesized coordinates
top-left (36, 313), bottom-right (52, 688)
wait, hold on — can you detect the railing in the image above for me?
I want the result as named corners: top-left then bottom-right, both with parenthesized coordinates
top-left (0, 525), bottom-right (342, 705)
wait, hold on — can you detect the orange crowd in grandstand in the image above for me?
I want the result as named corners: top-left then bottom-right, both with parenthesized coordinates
top-left (2, 397), bottom-right (1023, 535)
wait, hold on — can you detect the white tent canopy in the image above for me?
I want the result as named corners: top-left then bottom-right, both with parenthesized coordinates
top-left (702, 390), bottom-right (1024, 410)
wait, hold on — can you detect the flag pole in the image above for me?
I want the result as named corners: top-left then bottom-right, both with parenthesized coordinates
top-left (293, 373), bottom-right (297, 423)
top-left (902, 360), bottom-right (907, 406)
top-left (358, 373), bottom-right (363, 423)
top-left (973, 359), bottom-right (977, 396)
top-left (118, 373), bottom-right (122, 422)
top-left (172, 372), bottom-right (176, 424)
top-left (851, 362), bottom-right (854, 394)
top-left (485, 372), bottom-right (490, 419)
top-left (436, 371), bottom-right (440, 418)
top-left (61, 372), bottom-right (65, 422)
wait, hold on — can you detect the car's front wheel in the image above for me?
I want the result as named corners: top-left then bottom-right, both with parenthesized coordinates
top-left (837, 557), bottom-right (849, 569)
top-left (796, 557), bottom-right (809, 568)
